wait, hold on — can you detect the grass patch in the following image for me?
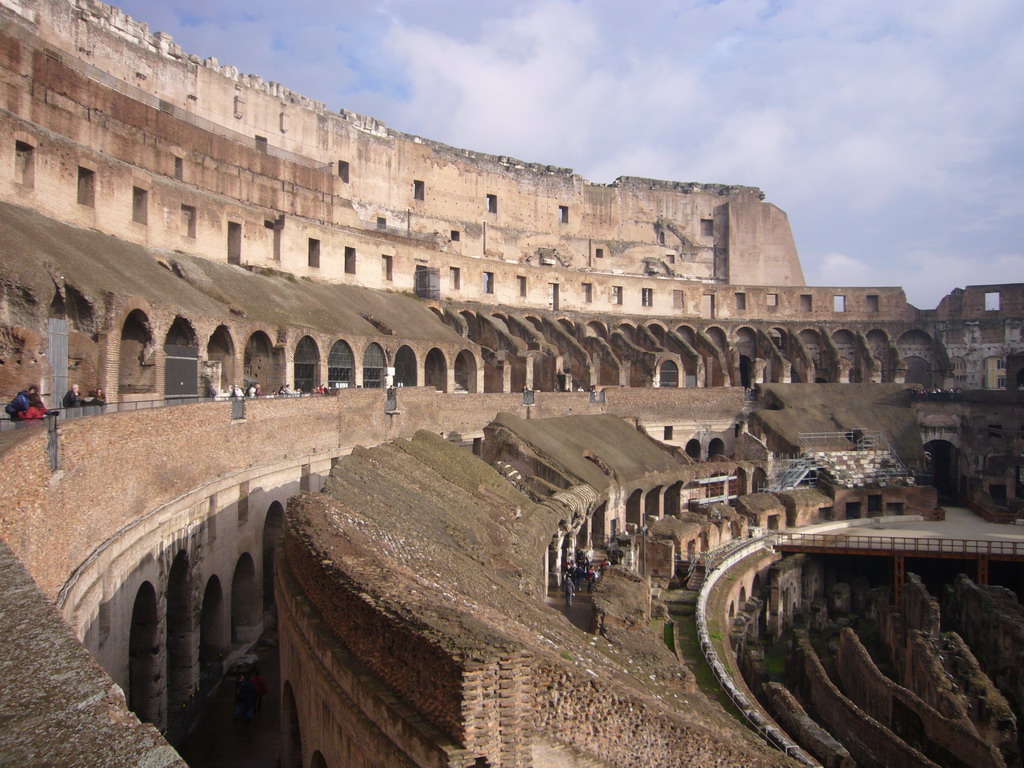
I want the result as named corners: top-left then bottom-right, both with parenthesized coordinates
top-left (671, 606), bottom-right (744, 719)
top-left (663, 620), bottom-right (675, 652)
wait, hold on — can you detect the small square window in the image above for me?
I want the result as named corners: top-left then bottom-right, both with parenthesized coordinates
top-left (450, 267), bottom-right (461, 290)
top-left (308, 238), bottom-right (320, 268)
top-left (800, 294), bottom-right (813, 312)
top-left (833, 295), bottom-right (846, 312)
top-left (642, 288), bottom-right (654, 307)
top-left (866, 294), bottom-right (879, 313)
top-left (180, 204), bottom-right (196, 238)
top-left (595, 247), bottom-right (604, 259)
top-left (666, 253), bottom-right (675, 264)
top-left (735, 292), bottom-right (746, 310)
top-left (337, 160), bottom-right (350, 182)
top-left (486, 194), bottom-right (498, 214)
top-left (413, 179), bottom-right (425, 201)
top-left (382, 254), bottom-right (393, 281)
top-left (483, 271), bottom-right (495, 294)
top-left (700, 219), bottom-right (714, 237)
top-left (376, 217), bottom-right (387, 230)
top-left (559, 205), bottom-right (569, 224)
top-left (450, 230), bottom-right (460, 242)
top-left (344, 246), bottom-right (356, 274)
top-left (254, 135), bottom-right (268, 152)
top-left (517, 276), bottom-right (527, 297)
top-left (77, 167), bottom-right (95, 207)
top-left (612, 286), bottom-right (623, 305)
top-left (132, 186), bottom-right (148, 225)
top-left (582, 282), bottom-right (593, 303)
top-left (767, 293), bottom-right (778, 308)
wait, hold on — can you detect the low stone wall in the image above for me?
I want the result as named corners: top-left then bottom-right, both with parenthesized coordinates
top-left (763, 683), bottom-right (853, 768)
top-left (789, 631), bottom-right (939, 768)
top-left (836, 627), bottom-right (1004, 768)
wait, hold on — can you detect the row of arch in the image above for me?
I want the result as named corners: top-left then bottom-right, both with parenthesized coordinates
top-left (118, 307), bottom-right (482, 397)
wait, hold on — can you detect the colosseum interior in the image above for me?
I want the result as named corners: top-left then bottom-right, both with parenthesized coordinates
top-left (1, 1), bottom-right (1023, 767)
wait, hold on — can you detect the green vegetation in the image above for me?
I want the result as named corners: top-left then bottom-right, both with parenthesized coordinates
top-left (663, 620), bottom-right (675, 652)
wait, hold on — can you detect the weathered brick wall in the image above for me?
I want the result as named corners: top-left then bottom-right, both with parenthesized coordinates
top-left (763, 682), bottom-right (854, 768)
top-left (788, 631), bottom-right (940, 768)
top-left (835, 627), bottom-right (1004, 768)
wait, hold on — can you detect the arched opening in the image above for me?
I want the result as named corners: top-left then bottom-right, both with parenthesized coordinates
top-left (119, 309), bottom-right (156, 395)
top-left (739, 585), bottom-right (747, 605)
top-left (311, 751), bottom-right (328, 768)
top-left (293, 336), bottom-right (320, 392)
top-left (904, 356), bottom-right (931, 387)
top-left (128, 581), bottom-right (160, 724)
top-left (685, 439), bottom-right (702, 460)
top-left (664, 481), bottom-right (683, 517)
top-left (166, 550), bottom-right (193, 719)
top-left (263, 502), bottom-right (285, 613)
top-left (230, 553), bottom-right (260, 643)
top-left (281, 681), bottom-right (303, 768)
top-left (626, 489), bottom-right (643, 528)
top-left (658, 360), bottom-right (679, 388)
top-left (645, 486), bottom-right (662, 519)
top-left (424, 348), bottom-right (447, 392)
top-left (707, 437), bottom-right (726, 459)
top-left (729, 602), bottom-right (735, 618)
top-left (752, 467), bottom-right (768, 493)
top-left (738, 355), bottom-right (753, 388)
top-left (394, 345), bottom-right (417, 387)
top-left (327, 340), bottom-right (354, 388)
top-left (199, 575), bottom-right (226, 667)
top-left (244, 331), bottom-right (283, 392)
top-left (590, 502), bottom-right (607, 548)
top-left (164, 317), bottom-right (199, 398)
top-left (924, 439), bottom-right (959, 497)
top-left (454, 350), bottom-right (478, 392)
top-left (206, 325), bottom-right (235, 392)
top-left (362, 343), bottom-right (385, 388)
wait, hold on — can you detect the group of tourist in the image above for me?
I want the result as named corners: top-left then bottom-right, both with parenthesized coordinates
top-left (561, 549), bottom-right (610, 606)
top-left (233, 667), bottom-right (267, 724)
top-left (910, 388), bottom-right (964, 401)
top-left (4, 383), bottom-right (106, 423)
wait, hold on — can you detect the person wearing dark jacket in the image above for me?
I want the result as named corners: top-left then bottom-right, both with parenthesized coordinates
top-left (63, 383), bottom-right (83, 408)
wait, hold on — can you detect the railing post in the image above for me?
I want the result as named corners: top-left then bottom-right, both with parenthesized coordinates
top-left (46, 412), bottom-right (60, 471)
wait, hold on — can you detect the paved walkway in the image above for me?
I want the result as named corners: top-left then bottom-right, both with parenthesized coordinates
top-left (546, 582), bottom-right (596, 632)
top-left (175, 635), bottom-right (281, 768)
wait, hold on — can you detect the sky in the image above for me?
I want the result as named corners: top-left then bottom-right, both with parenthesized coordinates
top-left (115, 0), bottom-right (1024, 309)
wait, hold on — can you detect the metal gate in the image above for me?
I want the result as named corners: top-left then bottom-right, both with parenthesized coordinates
top-left (47, 317), bottom-right (68, 401)
top-left (414, 266), bottom-right (440, 299)
top-left (164, 344), bottom-right (199, 398)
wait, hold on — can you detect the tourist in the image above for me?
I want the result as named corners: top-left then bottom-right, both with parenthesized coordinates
top-left (563, 576), bottom-right (575, 607)
top-left (85, 388), bottom-right (106, 406)
top-left (21, 392), bottom-right (49, 420)
top-left (62, 383), bottom-right (83, 408)
top-left (234, 672), bottom-right (257, 724)
top-left (245, 384), bottom-right (257, 398)
top-left (4, 384), bottom-right (37, 420)
top-left (206, 382), bottom-right (218, 399)
top-left (250, 667), bottom-right (267, 713)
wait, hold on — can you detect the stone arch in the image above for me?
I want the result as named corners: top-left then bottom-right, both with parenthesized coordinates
top-left (708, 437), bottom-right (725, 459)
top-left (282, 681), bottom-right (303, 768)
top-left (165, 316), bottom-right (198, 347)
top-left (753, 467), bottom-right (768, 493)
top-left (394, 345), bottom-right (417, 387)
top-left (362, 342), bottom-right (386, 388)
top-left (626, 488), bottom-right (643, 528)
top-left (199, 575), bottom-right (226, 668)
top-left (904, 356), bottom-right (931, 387)
top-left (244, 329), bottom-right (284, 392)
top-left (293, 336), bottom-right (320, 392)
top-left (128, 581), bottom-right (160, 724)
top-left (924, 439), bottom-right (958, 495)
top-left (798, 328), bottom-right (826, 382)
top-left (454, 349), bottom-right (478, 393)
top-left (832, 328), bottom-right (859, 382)
top-left (311, 751), bottom-right (328, 768)
top-left (646, 322), bottom-right (668, 345)
top-left (119, 308), bottom-right (157, 396)
top-left (424, 348), bottom-right (447, 392)
top-left (898, 329), bottom-right (933, 386)
top-left (664, 481), bottom-right (683, 517)
top-left (685, 439), bottom-right (702, 459)
top-left (230, 553), bottom-right (260, 643)
top-left (206, 324), bottom-right (236, 392)
top-left (645, 486), bottom-right (663, 519)
top-left (263, 501), bottom-right (285, 612)
top-left (739, 585), bottom-right (747, 605)
top-left (166, 550), bottom-right (193, 720)
top-left (866, 329), bottom-right (892, 382)
top-left (327, 339), bottom-right (355, 388)
top-left (586, 321), bottom-right (609, 340)
top-left (658, 359), bottom-right (679, 388)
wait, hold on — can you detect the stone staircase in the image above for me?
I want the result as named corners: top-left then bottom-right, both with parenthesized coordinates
top-left (811, 449), bottom-right (912, 488)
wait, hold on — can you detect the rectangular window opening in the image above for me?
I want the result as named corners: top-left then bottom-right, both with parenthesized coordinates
top-left (254, 135), bottom-right (268, 153)
top-left (833, 295), bottom-right (846, 312)
top-left (582, 282), bottom-right (593, 303)
top-left (132, 186), bottom-right (148, 225)
top-left (701, 219), bottom-right (714, 237)
top-left (413, 179), bottom-right (425, 201)
top-left (595, 247), bottom-right (604, 259)
top-left (663, 426), bottom-right (674, 441)
top-left (450, 266), bottom-right (461, 290)
top-left (642, 288), bottom-right (654, 307)
top-left (344, 246), bottom-right (356, 274)
top-left (180, 204), bottom-right (196, 238)
top-left (800, 294), bottom-right (813, 312)
top-left (337, 160), bottom-right (350, 182)
top-left (517, 275), bottom-right (527, 297)
top-left (985, 291), bottom-right (1000, 311)
top-left (450, 230), bottom-right (460, 242)
top-left (767, 292), bottom-right (778, 308)
top-left (701, 294), bottom-right (715, 318)
top-left (14, 140), bottom-right (34, 187)
top-left (382, 254), bottom-right (394, 282)
top-left (227, 221), bottom-right (242, 265)
top-left (673, 290), bottom-right (684, 310)
top-left (483, 271), bottom-right (495, 294)
top-left (376, 217), bottom-right (387, 230)
top-left (612, 286), bottom-right (623, 305)
top-left (308, 238), bottom-right (321, 268)
top-left (867, 294), bottom-right (879, 313)
top-left (559, 205), bottom-right (569, 224)
top-left (735, 292), bottom-right (747, 310)
top-left (77, 167), bottom-right (95, 207)
top-left (486, 194), bottom-right (498, 214)
top-left (174, 156), bottom-right (184, 181)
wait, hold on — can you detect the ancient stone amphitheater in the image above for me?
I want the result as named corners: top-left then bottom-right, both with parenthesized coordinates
top-left (0, 1), bottom-right (1022, 767)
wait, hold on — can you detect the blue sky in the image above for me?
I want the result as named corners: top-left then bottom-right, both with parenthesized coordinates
top-left (115, 0), bottom-right (1024, 309)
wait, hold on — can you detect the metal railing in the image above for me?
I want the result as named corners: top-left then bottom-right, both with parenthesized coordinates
top-left (775, 533), bottom-right (1024, 559)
